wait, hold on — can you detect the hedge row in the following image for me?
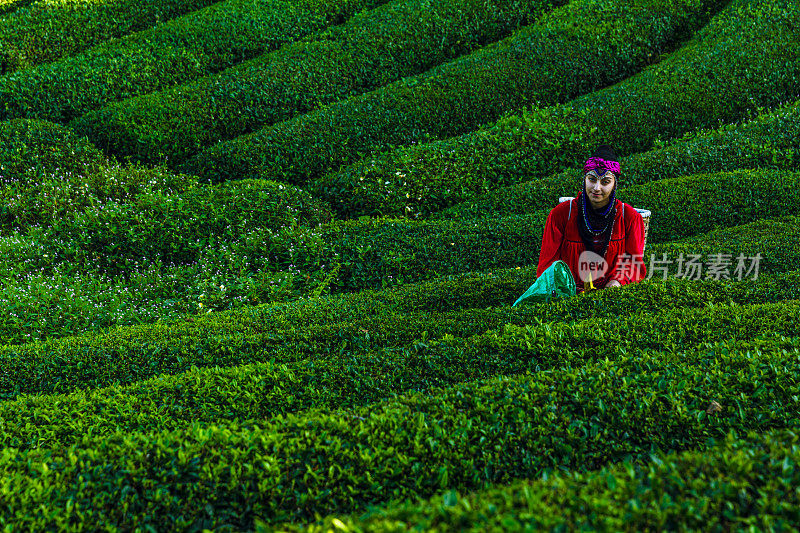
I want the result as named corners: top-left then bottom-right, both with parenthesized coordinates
top-left (293, 429), bottom-right (800, 532)
top-left (0, 267), bottom-right (797, 400)
top-left (6, 179), bottom-right (332, 277)
top-left (0, 119), bottom-right (107, 185)
top-left (0, 0), bottom-right (31, 16)
top-left (0, 297), bottom-right (798, 449)
top-left (622, 169), bottom-right (799, 243)
top-left (0, 0), bottom-right (216, 74)
top-left (0, 119), bottom-right (198, 231)
top-left (459, 168), bottom-right (800, 249)
top-left (184, 0), bottom-right (725, 183)
top-left (306, 0), bottom-right (800, 219)
top-left (0, 0), bottom-right (391, 123)
top-left (1, 163), bottom-right (198, 231)
top-left (0, 206), bottom-right (792, 345)
top-left (648, 215), bottom-right (800, 277)
top-left (72, 0), bottom-right (557, 166)
top-left (1, 343), bottom-right (798, 529)
top-left (438, 98), bottom-right (800, 219)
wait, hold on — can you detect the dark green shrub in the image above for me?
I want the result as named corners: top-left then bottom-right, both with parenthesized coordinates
top-left (307, 0), bottom-right (800, 219)
top-left (41, 179), bottom-right (333, 274)
top-left (0, 0), bottom-right (216, 73)
top-left (0, 119), bottom-right (106, 182)
top-left (0, 340), bottom-right (798, 529)
top-left (0, 0), bottom-right (391, 123)
top-left (1, 162), bottom-right (197, 230)
top-left (622, 169), bottom-right (798, 243)
top-left (439, 99), bottom-right (800, 219)
top-left (186, 0), bottom-right (724, 183)
top-left (648, 215), bottom-right (800, 277)
top-left (0, 0), bottom-right (32, 15)
top-left (292, 429), bottom-right (800, 532)
top-left (0, 268), bottom-right (797, 400)
top-left (0, 295), bottom-right (797, 449)
top-left (72, 0), bottom-right (557, 166)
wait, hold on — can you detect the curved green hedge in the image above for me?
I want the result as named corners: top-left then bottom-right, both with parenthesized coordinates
top-left (72, 0), bottom-right (556, 166)
top-left (0, 0), bottom-right (217, 74)
top-left (0, 296), bottom-right (798, 450)
top-left (1, 265), bottom-right (797, 400)
top-left (308, 0), bottom-right (800, 219)
top-left (0, 0), bottom-right (391, 123)
top-left (622, 169), bottom-right (798, 243)
top-left (439, 98), bottom-right (800, 219)
top-left (1, 163), bottom-right (198, 230)
top-left (0, 336), bottom-right (798, 529)
top-left (648, 215), bottom-right (800, 277)
top-left (0, 0), bottom-right (31, 15)
top-left (38, 179), bottom-right (333, 274)
top-left (185, 0), bottom-right (724, 183)
top-left (0, 119), bottom-right (106, 185)
top-left (292, 429), bottom-right (800, 532)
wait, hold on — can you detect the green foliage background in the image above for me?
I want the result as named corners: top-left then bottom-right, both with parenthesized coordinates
top-left (0, 0), bottom-right (797, 529)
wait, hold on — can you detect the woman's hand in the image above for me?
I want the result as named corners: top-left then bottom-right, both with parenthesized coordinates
top-left (605, 279), bottom-right (622, 288)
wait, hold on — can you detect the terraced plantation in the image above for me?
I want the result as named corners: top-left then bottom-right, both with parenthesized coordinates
top-left (0, 0), bottom-right (797, 529)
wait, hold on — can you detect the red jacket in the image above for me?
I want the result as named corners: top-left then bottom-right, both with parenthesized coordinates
top-left (536, 193), bottom-right (647, 289)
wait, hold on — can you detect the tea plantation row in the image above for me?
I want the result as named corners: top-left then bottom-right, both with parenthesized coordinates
top-left (0, 291), bottom-right (796, 450)
top-left (1, 339), bottom-right (798, 529)
top-left (75, 0), bottom-right (718, 167)
top-left (307, 0), bottom-right (800, 217)
top-left (0, 0), bottom-right (392, 122)
top-left (289, 429), bottom-right (800, 532)
top-left (0, 0), bottom-right (216, 73)
top-left (72, 0), bottom-right (558, 166)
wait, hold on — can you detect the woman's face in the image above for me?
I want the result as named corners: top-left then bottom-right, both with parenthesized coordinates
top-left (584, 170), bottom-right (616, 210)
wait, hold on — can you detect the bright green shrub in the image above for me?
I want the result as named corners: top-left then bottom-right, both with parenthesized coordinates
top-left (325, 216), bottom-right (540, 292)
top-left (1, 208), bottom-right (787, 346)
top-left (185, 0), bottom-right (724, 183)
top-left (0, 0), bottom-right (216, 73)
top-left (0, 0), bottom-right (31, 15)
top-left (1, 162), bottom-right (197, 230)
top-left (439, 98), bottom-right (800, 219)
top-left (72, 0), bottom-right (557, 166)
top-left (0, 119), bottom-right (106, 183)
top-left (0, 269), bottom-right (797, 400)
top-left (648, 216), bottom-right (800, 277)
top-left (37, 179), bottom-right (333, 274)
top-left (307, 0), bottom-right (800, 219)
top-left (292, 430), bottom-right (800, 532)
top-left (0, 0), bottom-right (391, 123)
top-left (621, 169), bottom-right (798, 243)
top-left (0, 341), bottom-right (798, 529)
top-left (0, 299), bottom-right (797, 449)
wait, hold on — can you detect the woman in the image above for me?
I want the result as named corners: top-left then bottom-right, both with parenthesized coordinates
top-left (536, 145), bottom-right (647, 291)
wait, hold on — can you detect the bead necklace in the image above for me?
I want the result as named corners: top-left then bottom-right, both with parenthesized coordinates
top-left (581, 194), bottom-right (615, 235)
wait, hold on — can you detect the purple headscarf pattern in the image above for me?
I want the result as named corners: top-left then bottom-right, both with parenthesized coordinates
top-left (583, 157), bottom-right (620, 175)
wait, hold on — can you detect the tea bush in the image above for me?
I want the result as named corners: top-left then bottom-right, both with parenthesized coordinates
top-left (73, 0), bottom-right (557, 166)
top-left (292, 429), bottom-right (800, 532)
top-left (0, 342), bottom-right (798, 529)
top-left (0, 298), bottom-right (797, 449)
top-left (1, 273), bottom-right (797, 399)
top-left (309, 0), bottom-right (800, 219)
top-left (0, 119), bottom-right (107, 185)
top-left (0, 0), bottom-right (216, 73)
top-left (186, 0), bottom-right (724, 183)
top-left (439, 98), bottom-right (800, 219)
top-left (0, 0), bottom-right (391, 123)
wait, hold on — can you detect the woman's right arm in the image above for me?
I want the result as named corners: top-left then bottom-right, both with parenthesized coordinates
top-left (536, 207), bottom-right (565, 277)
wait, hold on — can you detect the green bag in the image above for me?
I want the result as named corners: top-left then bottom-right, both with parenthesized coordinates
top-left (512, 260), bottom-right (576, 306)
